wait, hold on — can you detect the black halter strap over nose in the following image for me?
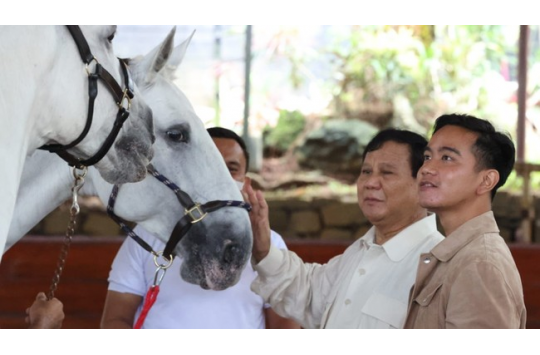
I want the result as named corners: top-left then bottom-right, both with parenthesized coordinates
top-left (106, 164), bottom-right (252, 261)
top-left (39, 25), bottom-right (135, 169)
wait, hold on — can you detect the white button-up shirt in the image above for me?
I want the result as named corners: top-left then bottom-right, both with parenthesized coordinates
top-left (251, 214), bottom-right (444, 329)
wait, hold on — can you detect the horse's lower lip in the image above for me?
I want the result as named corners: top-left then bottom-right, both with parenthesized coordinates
top-left (204, 274), bottom-right (215, 290)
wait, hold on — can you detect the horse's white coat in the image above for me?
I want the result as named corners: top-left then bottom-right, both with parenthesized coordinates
top-left (0, 26), bottom-right (154, 260)
top-left (8, 28), bottom-right (252, 290)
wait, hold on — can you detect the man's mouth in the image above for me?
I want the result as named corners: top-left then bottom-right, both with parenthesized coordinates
top-left (419, 181), bottom-right (437, 188)
top-left (364, 197), bottom-right (383, 202)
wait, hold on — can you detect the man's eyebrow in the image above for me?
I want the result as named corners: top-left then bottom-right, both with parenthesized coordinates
top-left (227, 161), bottom-right (241, 168)
top-left (424, 146), bottom-right (461, 156)
top-left (379, 162), bottom-right (397, 170)
top-left (439, 146), bottom-right (461, 156)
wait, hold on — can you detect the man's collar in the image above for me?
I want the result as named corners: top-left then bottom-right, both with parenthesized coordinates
top-left (431, 211), bottom-right (499, 262)
top-left (359, 214), bottom-right (438, 262)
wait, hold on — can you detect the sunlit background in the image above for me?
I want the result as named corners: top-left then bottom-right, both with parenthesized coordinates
top-left (114, 25), bottom-right (540, 190)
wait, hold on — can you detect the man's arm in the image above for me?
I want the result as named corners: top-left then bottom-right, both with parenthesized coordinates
top-left (25, 292), bottom-right (64, 329)
top-left (101, 290), bottom-right (143, 329)
top-left (446, 261), bottom-right (524, 329)
top-left (244, 181), bottom-right (343, 328)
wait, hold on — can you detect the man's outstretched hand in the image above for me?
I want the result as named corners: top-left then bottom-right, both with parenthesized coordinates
top-left (242, 178), bottom-right (271, 263)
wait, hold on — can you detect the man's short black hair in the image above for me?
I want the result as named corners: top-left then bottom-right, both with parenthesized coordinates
top-left (363, 129), bottom-right (428, 178)
top-left (207, 127), bottom-right (250, 173)
top-left (433, 114), bottom-right (516, 199)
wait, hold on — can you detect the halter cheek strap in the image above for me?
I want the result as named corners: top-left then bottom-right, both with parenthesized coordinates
top-left (38, 25), bottom-right (135, 169)
top-left (106, 164), bottom-right (252, 260)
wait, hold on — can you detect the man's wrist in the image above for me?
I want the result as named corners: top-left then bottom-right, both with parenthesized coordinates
top-left (253, 249), bottom-right (269, 264)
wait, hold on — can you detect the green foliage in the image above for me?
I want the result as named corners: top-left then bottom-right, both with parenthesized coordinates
top-left (501, 170), bottom-right (540, 194)
top-left (327, 25), bottom-right (513, 130)
top-left (263, 110), bottom-right (306, 155)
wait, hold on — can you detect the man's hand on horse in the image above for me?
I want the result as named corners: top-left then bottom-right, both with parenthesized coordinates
top-left (242, 178), bottom-right (271, 263)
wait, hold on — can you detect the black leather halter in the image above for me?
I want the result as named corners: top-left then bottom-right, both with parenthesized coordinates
top-left (39, 25), bottom-right (135, 169)
top-left (107, 164), bottom-right (252, 261)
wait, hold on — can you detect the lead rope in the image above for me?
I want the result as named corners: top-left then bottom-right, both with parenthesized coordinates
top-left (47, 167), bottom-right (87, 300)
top-left (134, 252), bottom-right (173, 329)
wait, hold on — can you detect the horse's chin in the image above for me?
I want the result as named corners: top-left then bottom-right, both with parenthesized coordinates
top-left (96, 143), bottom-right (154, 184)
top-left (180, 260), bottom-right (243, 291)
top-left (94, 118), bottom-right (155, 184)
top-left (97, 155), bottom-right (151, 184)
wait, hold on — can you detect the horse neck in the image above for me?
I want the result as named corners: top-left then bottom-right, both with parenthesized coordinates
top-left (0, 28), bottom-right (56, 252)
top-left (6, 152), bottom-right (74, 252)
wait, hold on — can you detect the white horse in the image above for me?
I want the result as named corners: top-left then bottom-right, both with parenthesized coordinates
top-left (7, 27), bottom-right (252, 291)
top-left (0, 26), bottom-right (155, 259)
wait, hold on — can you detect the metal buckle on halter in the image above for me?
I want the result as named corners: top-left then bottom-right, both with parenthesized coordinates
top-left (117, 88), bottom-right (132, 110)
top-left (185, 203), bottom-right (208, 224)
top-left (85, 57), bottom-right (99, 76)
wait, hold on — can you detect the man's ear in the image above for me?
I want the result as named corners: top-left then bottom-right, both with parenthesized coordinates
top-left (477, 169), bottom-right (500, 196)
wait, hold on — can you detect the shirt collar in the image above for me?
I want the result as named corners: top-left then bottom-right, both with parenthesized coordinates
top-left (431, 211), bottom-right (499, 262)
top-left (358, 214), bottom-right (438, 262)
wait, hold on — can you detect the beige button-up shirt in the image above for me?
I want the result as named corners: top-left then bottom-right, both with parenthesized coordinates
top-left (404, 211), bottom-right (526, 329)
top-left (251, 214), bottom-right (444, 329)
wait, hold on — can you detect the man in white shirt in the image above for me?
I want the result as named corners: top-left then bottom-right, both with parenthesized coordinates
top-left (245, 129), bottom-right (445, 329)
top-left (101, 127), bottom-right (299, 329)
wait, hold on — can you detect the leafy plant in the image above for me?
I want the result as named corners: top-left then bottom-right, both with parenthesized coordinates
top-left (263, 110), bottom-right (306, 156)
top-left (326, 26), bottom-right (512, 130)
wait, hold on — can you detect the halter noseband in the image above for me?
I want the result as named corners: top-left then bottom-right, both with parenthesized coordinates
top-left (107, 164), bottom-right (252, 261)
top-left (39, 25), bottom-right (135, 170)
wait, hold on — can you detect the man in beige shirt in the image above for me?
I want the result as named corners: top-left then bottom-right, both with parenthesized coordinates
top-left (405, 113), bottom-right (526, 329)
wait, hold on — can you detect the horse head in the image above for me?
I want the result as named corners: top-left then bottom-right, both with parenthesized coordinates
top-left (40, 26), bottom-right (155, 184)
top-left (90, 27), bottom-right (253, 290)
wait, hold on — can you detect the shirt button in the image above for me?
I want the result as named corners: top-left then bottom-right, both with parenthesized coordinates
top-left (423, 257), bottom-right (431, 264)
top-left (345, 299), bottom-right (351, 306)
top-left (358, 268), bottom-right (366, 276)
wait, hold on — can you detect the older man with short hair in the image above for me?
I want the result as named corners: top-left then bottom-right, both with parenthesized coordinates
top-left (245, 129), bottom-right (444, 329)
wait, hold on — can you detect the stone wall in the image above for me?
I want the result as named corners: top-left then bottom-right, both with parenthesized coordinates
top-left (29, 191), bottom-right (537, 244)
top-left (267, 191), bottom-right (531, 243)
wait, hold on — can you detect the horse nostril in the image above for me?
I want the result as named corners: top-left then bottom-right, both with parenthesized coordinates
top-left (223, 243), bottom-right (239, 264)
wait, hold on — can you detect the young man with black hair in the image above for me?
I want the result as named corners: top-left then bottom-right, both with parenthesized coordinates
top-left (404, 114), bottom-right (526, 329)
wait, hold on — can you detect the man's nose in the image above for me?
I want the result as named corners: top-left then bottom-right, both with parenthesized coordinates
top-left (420, 160), bottom-right (435, 175)
top-left (364, 174), bottom-right (382, 189)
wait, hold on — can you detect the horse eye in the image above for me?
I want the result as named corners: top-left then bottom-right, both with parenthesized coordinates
top-left (107, 33), bottom-right (115, 43)
top-left (167, 130), bottom-right (186, 142)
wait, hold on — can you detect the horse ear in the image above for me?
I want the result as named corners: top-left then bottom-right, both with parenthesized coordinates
top-left (168, 30), bottom-right (195, 71)
top-left (139, 26), bottom-right (177, 84)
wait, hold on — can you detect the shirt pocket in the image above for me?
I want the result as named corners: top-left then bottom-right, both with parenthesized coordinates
top-left (414, 283), bottom-right (443, 307)
top-left (362, 293), bottom-right (407, 328)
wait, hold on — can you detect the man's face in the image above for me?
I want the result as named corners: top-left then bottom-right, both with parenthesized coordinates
top-left (418, 125), bottom-right (484, 212)
top-left (212, 137), bottom-right (247, 183)
top-left (356, 141), bottom-right (420, 227)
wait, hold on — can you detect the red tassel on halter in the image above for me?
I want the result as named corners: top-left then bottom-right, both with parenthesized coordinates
top-left (134, 285), bottom-right (160, 329)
